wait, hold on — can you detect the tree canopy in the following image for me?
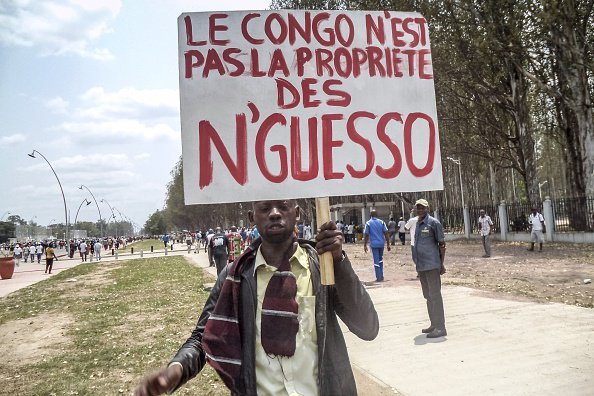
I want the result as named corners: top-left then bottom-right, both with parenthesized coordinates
top-left (148, 0), bottom-right (593, 231)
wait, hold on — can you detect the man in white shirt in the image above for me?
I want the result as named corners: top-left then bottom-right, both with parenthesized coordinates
top-left (528, 207), bottom-right (545, 252)
top-left (405, 216), bottom-right (418, 247)
top-left (405, 214), bottom-right (419, 278)
top-left (347, 223), bottom-right (355, 243)
top-left (336, 220), bottom-right (344, 233)
top-left (79, 240), bottom-right (88, 262)
top-left (478, 209), bottom-right (494, 257)
top-left (36, 243), bottom-right (44, 263)
top-left (94, 240), bottom-right (102, 261)
top-left (397, 217), bottom-right (407, 245)
top-left (13, 243), bottom-right (22, 267)
top-left (304, 224), bottom-right (312, 240)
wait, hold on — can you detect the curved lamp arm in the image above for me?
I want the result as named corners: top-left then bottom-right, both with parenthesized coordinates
top-left (28, 149), bottom-right (69, 240)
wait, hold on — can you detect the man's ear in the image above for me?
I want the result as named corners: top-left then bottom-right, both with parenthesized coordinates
top-left (295, 205), bottom-right (301, 221)
top-left (248, 210), bottom-right (254, 224)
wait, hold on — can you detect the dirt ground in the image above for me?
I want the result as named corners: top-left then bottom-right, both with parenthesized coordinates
top-left (343, 239), bottom-right (594, 308)
top-left (0, 313), bottom-right (73, 367)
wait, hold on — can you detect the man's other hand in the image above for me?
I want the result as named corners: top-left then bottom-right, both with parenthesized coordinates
top-left (134, 364), bottom-right (182, 396)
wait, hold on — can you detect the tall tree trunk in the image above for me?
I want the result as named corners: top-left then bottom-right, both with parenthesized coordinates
top-left (508, 63), bottom-right (541, 205)
top-left (550, 0), bottom-right (594, 196)
top-left (489, 161), bottom-right (500, 205)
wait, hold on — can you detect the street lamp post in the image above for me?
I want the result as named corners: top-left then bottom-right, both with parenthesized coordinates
top-left (447, 156), bottom-right (470, 239)
top-left (538, 180), bottom-right (548, 200)
top-left (79, 185), bottom-right (103, 237)
top-left (101, 199), bottom-right (117, 238)
top-left (447, 157), bottom-right (465, 208)
top-left (74, 198), bottom-right (92, 225)
top-left (28, 150), bottom-right (69, 241)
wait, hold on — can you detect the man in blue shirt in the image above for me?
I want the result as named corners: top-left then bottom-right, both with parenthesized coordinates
top-left (412, 199), bottom-right (447, 338)
top-left (363, 210), bottom-right (391, 282)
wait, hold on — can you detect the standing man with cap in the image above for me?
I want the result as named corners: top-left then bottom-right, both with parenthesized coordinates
top-left (412, 199), bottom-right (447, 338)
top-left (363, 209), bottom-right (391, 282)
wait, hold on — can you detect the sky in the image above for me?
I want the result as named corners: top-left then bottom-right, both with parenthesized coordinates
top-left (0, 0), bottom-right (272, 230)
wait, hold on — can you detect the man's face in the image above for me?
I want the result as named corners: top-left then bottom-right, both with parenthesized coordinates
top-left (250, 200), bottom-right (298, 244)
top-left (416, 204), bottom-right (427, 218)
top-left (480, 210), bottom-right (485, 217)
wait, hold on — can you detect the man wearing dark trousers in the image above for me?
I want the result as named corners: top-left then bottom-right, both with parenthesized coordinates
top-left (210, 227), bottom-right (230, 275)
top-left (412, 199), bottom-right (447, 338)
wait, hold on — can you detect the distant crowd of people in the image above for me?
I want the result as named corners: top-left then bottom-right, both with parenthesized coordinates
top-left (1, 235), bottom-right (145, 266)
top-left (160, 226), bottom-right (261, 275)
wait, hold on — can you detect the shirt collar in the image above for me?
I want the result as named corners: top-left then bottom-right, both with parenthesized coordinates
top-left (254, 243), bottom-right (308, 274)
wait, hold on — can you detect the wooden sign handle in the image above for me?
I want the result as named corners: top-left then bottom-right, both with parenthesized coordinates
top-left (315, 197), bottom-right (335, 285)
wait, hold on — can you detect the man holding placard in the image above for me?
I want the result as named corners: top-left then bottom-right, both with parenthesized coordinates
top-left (134, 199), bottom-right (379, 395)
top-left (135, 8), bottom-right (445, 393)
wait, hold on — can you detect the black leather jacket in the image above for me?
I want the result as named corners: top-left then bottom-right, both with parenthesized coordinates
top-left (170, 240), bottom-right (379, 395)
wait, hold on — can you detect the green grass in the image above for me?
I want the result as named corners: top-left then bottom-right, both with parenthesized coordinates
top-left (0, 256), bottom-right (227, 395)
top-left (127, 238), bottom-right (201, 253)
top-left (127, 238), bottom-right (167, 252)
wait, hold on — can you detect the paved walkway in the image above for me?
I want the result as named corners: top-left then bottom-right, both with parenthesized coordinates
top-left (1, 245), bottom-right (593, 395)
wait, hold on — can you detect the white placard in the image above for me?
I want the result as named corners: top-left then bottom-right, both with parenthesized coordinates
top-left (178, 10), bottom-right (443, 204)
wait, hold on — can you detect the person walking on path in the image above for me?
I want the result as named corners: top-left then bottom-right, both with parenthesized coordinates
top-left (226, 226), bottom-right (244, 263)
top-left (93, 240), bottom-right (102, 261)
top-left (23, 244), bottom-right (30, 263)
top-left (162, 233), bottom-right (169, 250)
top-left (79, 240), bottom-right (88, 262)
top-left (194, 231), bottom-right (202, 254)
top-left (210, 227), bottom-right (230, 275)
top-left (304, 224), bottom-right (312, 240)
top-left (44, 243), bottom-right (58, 274)
top-left (528, 207), bottom-right (546, 252)
top-left (30, 243), bottom-right (36, 262)
top-left (363, 210), bottom-right (391, 282)
top-left (398, 217), bottom-right (407, 245)
top-left (13, 243), bottom-right (22, 267)
top-left (185, 233), bottom-right (193, 254)
top-left (36, 243), bottom-right (44, 263)
top-left (478, 209), bottom-right (494, 257)
top-left (205, 229), bottom-right (215, 266)
top-left (347, 222), bottom-right (355, 243)
top-left (134, 199), bottom-right (378, 396)
top-left (412, 199), bottom-right (447, 338)
top-left (387, 217), bottom-right (397, 246)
